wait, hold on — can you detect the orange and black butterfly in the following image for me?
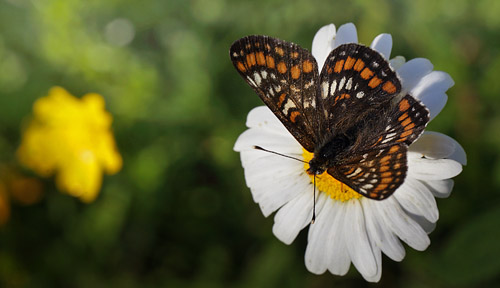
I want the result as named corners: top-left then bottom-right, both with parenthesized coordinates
top-left (230, 36), bottom-right (429, 200)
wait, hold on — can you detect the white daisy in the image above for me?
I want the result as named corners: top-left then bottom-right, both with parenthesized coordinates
top-left (233, 23), bottom-right (466, 282)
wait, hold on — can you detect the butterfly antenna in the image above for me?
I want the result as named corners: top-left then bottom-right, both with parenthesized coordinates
top-left (311, 175), bottom-right (316, 224)
top-left (253, 146), bottom-right (307, 163)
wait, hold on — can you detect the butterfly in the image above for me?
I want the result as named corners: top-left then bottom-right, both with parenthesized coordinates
top-left (230, 35), bottom-right (429, 200)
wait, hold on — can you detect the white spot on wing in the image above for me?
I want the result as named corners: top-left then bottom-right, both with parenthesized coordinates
top-left (386, 132), bottom-right (397, 138)
top-left (382, 132), bottom-right (397, 144)
top-left (345, 77), bottom-right (353, 90)
top-left (305, 79), bottom-right (315, 89)
top-left (268, 87), bottom-right (274, 97)
top-left (356, 91), bottom-right (365, 99)
top-left (348, 167), bottom-right (362, 178)
top-left (338, 77), bottom-right (346, 91)
top-left (291, 85), bottom-right (300, 93)
top-left (253, 72), bottom-right (262, 86)
top-left (330, 79), bottom-right (337, 96)
top-left (261, 70), bottom-right (268, 79)
top-left (304, 98), bottom-right (316, 108)
top-left (283, 99), bottom-right (296, 114)
top-left (247, 76), bottom-right (256, 87)
top-left (321, 81), bottom-right (329, 99)
top-left (382, 139), bottom-right (392, 145)
top-left (274, 85), bottom-right (282, 92)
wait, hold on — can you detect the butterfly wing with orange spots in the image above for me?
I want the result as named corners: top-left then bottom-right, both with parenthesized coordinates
top-left (363, 94), bottom-right (430, 149)
top-left (326, 94), bottom-right (429, 200)
top-left (317, 44), bottom-right (402, 139)
top-left (230, 36), bottom-right (324, 152)
top-left (327, 144), bottom-right (407, 200)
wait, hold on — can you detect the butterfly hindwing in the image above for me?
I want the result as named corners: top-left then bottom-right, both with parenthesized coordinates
top-left (366, 94), bottom-right (430, 150)
top-left (328, 144), bottom-right (407, 200)
top-left (230, 36), bottom-right (322, 152)
top-left (328, 94), bottom-right (429, 200)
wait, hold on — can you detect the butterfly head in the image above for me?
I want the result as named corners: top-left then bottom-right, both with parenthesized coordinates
top-left (306, 158), bottom-right (327, 176)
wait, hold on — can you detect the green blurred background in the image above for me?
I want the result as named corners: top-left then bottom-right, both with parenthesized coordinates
top-left (0, 0), bottom-right (497, 287)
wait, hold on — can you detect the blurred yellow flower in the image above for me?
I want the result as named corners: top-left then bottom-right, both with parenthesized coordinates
top-left (17, 87), bottom-right (122, 202)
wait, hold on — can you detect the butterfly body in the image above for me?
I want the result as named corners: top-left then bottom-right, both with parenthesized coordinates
top-left (308, 105), bottom-right (387, 175)
top-left (230, 35), bottom-right (429, 200)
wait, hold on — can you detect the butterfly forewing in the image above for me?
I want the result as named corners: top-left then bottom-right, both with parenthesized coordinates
top-left (318, 44), bottom-right (401, 137)
top-left (230, 36), bottom-right (322, 152)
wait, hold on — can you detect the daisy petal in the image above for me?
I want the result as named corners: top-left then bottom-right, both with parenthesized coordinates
top-left (363, 200), bottom-right (406, 262)
top-left (419, 91), bottom-right (448, 121)
top-left (245, 106), bottom-right (288, 133)
top-left (305, 194), bottom-right (335, 274)
top-left (312, 24), bottom-right (336, 71)
top-left (395, 178), bottom-right (439, 223)
top-left (376, 197), bottom-right (430, 251)
top-left (389, 56), bottom-right (406, 70)
top-left (422, 179), bottom-right (454, 198)
top-left (370, 33), bottom-right (392, 59)
top-left (410, 132), bottom-right (466, 165)
top-left (240, 149), bottom-right (302, 182)
top-left (234, 128), bottom-right (301, 153)
top-left (242, 156), bottom-right (308, 216)
top-left (407, 157), bottom-right (463, 180)
top-left (409, 131), bottom-right (466, 164)
top-left (396, 58), bottom-right (433, 92)
top-left (273, 189), bottom-right (319, 244)
top-left (406, 212), bottom-right (437, 234)
top-left (363, 245), bottom-right (382, 283)
top-left (326, 201), bottom-right (351, 275)
top-left (410, 71), bottom-right (454, 120)
top-left (449, 145), bottom-right (467, 165)
top-left (333, 23), bottom-right (358, 48)
top-left (345, 200), bottom-right (377, 280)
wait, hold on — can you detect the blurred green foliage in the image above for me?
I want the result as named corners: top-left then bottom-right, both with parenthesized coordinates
top-left (0, 0), bottom-right (497, 287)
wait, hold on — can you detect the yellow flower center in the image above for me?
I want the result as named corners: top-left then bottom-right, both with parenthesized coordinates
top-left (302, 148), bottom-right (362, 202)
